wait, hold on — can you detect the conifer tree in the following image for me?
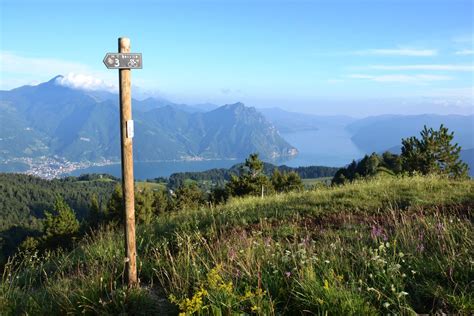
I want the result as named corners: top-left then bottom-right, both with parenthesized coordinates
top-left (87, 194), bottom-right (100, 228)
top-left (42, 197), bottom-right (80, 248)
top-left (401, 125), bottom-right (468, 178)
top-left (227, 153), bottom-right (273, 197)
top-left (135, 188), bottom-right (155, 224)
top-left (106, 184), bottom-right (123, 222)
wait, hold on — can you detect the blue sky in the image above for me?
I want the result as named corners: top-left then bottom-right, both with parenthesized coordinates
top-left (1, 0), bottom-right (473, 115)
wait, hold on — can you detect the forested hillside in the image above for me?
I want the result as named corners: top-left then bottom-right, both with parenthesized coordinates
top-left (0, 174), bottom-right (116, 262)
top-left (167, 162), bottom-right (339, 189)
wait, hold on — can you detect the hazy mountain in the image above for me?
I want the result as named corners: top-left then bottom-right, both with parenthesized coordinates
top-left (0, 76), bottom-right (297, 162)
top-left (259, 107), bottom-right (355, 133)
top-left (460, 148), bottom-right (474, 177)
top-left (347, 114), bottom-right (474, 154)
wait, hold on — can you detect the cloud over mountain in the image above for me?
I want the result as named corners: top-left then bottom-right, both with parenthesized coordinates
top-left (55, 73), bottom-right (117, 92)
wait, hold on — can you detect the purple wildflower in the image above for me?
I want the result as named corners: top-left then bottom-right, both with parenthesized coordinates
top-left (371, 225), bottom-right (383, 239)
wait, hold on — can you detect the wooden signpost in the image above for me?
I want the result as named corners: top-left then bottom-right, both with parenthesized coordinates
top-left (103, 37), bottom-right (142, 287)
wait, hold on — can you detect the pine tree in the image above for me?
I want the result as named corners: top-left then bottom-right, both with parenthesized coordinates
top-left (401, 125), bottom-right (468, 178)
top-left (135, 188), bottom-right (155, 224)
top-left (174, 183), bottom-right (205, 211)
top-left (106, 184), bottom-right (123, 223)
top-left (227, 153), bottom-right (273, 197)
top-left (271, 169), bottom-right (303, 193)
top-left (152, 190), bottom-right (170, 214)
top-left (42, 197), bottom-right (80, 248)
top-left (87, 194), bottom-right (100, 228)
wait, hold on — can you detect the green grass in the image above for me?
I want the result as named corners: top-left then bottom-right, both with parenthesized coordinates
top-left (1, 175), bottom-right (473, 315)
top-left (302, 177), bottom-right (332, 188)
top-left (136, 181), bottom-right (167, 192)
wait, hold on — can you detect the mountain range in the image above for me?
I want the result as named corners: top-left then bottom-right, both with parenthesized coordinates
top-left (0, 76), bottom-right (297, 163)
top-left (1, 76), bottom-right (473, 176)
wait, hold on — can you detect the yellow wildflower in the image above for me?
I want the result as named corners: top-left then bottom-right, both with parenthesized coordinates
top-left (324, 279), bottom-right (329, 290)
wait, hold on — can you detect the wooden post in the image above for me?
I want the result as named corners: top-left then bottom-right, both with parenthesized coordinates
top-left (118, 37), bottom-right (137, 287)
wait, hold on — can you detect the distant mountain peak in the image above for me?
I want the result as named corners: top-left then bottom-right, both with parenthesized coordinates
top-left (223, 102), bottom-right (245, 109)
top-left (49, 75), bottom-right (64, 83)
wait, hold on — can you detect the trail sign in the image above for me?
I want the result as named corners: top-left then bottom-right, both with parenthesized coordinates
top-left (103, 53), bottom-right (142, 69)
top-left (103, 38), bottom-right (142, 287)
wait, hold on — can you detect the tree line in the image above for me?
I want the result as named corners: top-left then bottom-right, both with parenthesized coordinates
top-left (167, 163), bottom-right (338, 189)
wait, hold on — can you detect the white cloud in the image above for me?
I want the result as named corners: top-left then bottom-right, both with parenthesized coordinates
top-left (355, 48), bottom-right (437, 56)
top-left (348, 74), bottom-right (453, 83)
top-left (368, 64), bottom-right (474, 71)
top-left (0, 51), bottom-right (121, 91)
top-left (455, 49), bottom-right (474, 56)
top-left (0, 51), bottom-right (91, 75)
top-left (55, 73), bottom-right (117, 92)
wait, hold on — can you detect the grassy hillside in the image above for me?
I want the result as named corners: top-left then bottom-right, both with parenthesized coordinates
top-left (1, 176), bottom-right (473, 315)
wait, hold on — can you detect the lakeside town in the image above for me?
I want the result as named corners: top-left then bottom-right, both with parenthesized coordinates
top-left (0, 156), bottom-right (116, 180)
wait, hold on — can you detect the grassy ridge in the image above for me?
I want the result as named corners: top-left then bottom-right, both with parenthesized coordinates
top-left (1, 176), bottom-right (473, 315)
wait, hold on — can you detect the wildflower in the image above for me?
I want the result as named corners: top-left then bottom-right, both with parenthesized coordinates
top-left (244, 290), bottom-right (253, 299)
top-left (228, 248), bottom-right (236, 261)
top-left (371, 225), bottom-right (383, 239)
top-left (383, 302), bottom-right (390, 308)
top-left (324, 279), bottom-right (329, 290)
top-left (436, 222), bottom-right (444, 232)
top-left (397, 291), bottom-right (408, 298)
top-left (285, 271), bottom-right (291, 278)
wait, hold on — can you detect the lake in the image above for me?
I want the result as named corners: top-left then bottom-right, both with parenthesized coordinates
top-left (70, 126), bottom-right (364, 179)
top-left (69, 159), bottom-right (238, 180)
top-left (278, 127), bottom-right (365, 167)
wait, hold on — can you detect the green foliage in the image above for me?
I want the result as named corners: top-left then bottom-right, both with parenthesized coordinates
top-left (20, 197), bottom-right (81, 251)
top-left (209, 186), bottom-right (230, 205)
top-left (135, 188), bottom-right (155, 225)
top-left (167, 162), bottom-right (339, 190)
top-left (401, 124), bottom-right (469, 178)
top-left (333, 125), bottom-right (470, 185)
top-left (105, 184), bottom-right (123, 223)
top-left (0, 173), bottom-right (115, 263)
top-left (42, 198), bottom-right (80, 248)
top-left (173, 183), bottom-right (206, 211)
top-left (43, 198), bottom-right (80, 238)
top-left (226, 153), bottom-right (274, 197)
top-left (271, 169), bottom-right (304, 193)
top-left (332, 152), bottom-right (401, 185)
top-left (152, 189), bottom-right (170, 215)
top-left (87, 194), bottom-right (101, 229)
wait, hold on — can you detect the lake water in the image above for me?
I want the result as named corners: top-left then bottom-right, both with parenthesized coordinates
top-left (69, 159), bottom-right (238, 180)
top-left (70, 126), bottom-right (364, 179)
top-left (278, 128), bottom-right (365, 168)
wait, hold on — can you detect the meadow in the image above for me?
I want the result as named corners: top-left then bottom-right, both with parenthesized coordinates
top-left (1, 175), bottom-right (473, 315)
